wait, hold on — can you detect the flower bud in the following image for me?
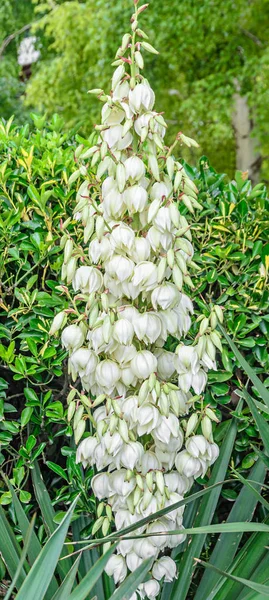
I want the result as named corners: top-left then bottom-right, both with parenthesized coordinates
top-left (74, 419), bottom-right (86, 444)
top-left (185, 413), bottom-right (198, 437)
top-left (64, 239), bottom-right (73, 263)
top-left (201, 415), bottom-right (213, 442)
top-left (49, 311), bottom-right (67, 335)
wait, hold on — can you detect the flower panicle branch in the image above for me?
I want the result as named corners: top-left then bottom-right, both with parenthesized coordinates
top-left (50, 1), bottom-right (223, 597)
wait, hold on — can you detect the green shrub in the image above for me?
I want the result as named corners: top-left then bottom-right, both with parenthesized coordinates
top-left (0, 115), bottom-right (268, 597)
top-left (0, 114), bottom-right (81, 504)
top-left (189, 159), bottom-right (269, 477)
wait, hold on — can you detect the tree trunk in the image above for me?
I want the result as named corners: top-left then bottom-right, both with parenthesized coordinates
top-left (232, 92), bottom-right (261, 184)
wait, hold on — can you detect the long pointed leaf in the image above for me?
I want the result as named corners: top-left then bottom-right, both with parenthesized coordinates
top-left (219, 326), bottom-right (269, 408)
top-left (68, 544), bottom-right (117, 600)
top-left (7, 482), bottom-right (59, 599)
top-left (214, 515), bottom-right (269, 599)
top-left (0, 505), bottom-right (28, 588)
top-left (196, 559), bottom-right (269, 596)
top-left (237, 553), bottom-right (269, 600)
top-left (169, 403), bottom-right (241, 600)
top-left (4, 516), bottom-right (35, 600)
top-left (51, 556), bottom-right (81, 600)
top-left (31, 461), bottom-right (73, 579)
top-left (194, 459), bottom-right (266, 600)
top-left (110, 557), bottom-right (154, 600)
top-left (230, 467), bottom-right (269, 512)
top-left (31, 462), bottom-right (56, 535)
top-left (15, 497), bottom-right (78, 600)
top-left (72, 516), bottom-right (106, 600)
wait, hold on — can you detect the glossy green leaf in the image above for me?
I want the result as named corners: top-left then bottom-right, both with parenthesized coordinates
top-left (0, 505), bottom-right (28, 589)
top-left (219, 327), bottom-right (269, 409)
top-left (241, 388), bottom-right (269, 455)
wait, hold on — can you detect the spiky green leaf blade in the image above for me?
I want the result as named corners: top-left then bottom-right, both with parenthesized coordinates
top-left (194, 459), bottom-right (266, 600)
top-left (241, 388), bottom-right (269, 455)
top-left (72, 517), bottom-right (106, 600)
top-left (230, 467), bottom-right (269, 512)
top-left (0, 505), bottom-right (28, 588)
top-left (196, 559), bottom-right (269, 596)
top-left (214, 516), bottom-right (269, 600)
top-left (219, 326), bottom-right (269, 408)
top-left (4, 516), bottom-right (35, 600)
top-left (8, 483), bottom-right (58, 598)
top-left (237, 553), bottom-right (269, 600)
top-left (31, 462), bottom-right (57, 535)
top-left (15, 497), bottom-right (78, 600)
top-left (110, 557), bottom-right (154, 600)
top-left (68, 543), bottom-right (117, 600)
top-left (31, 461), bottom-right (73, 579)
top-left (116, 522), bottom-right (269, 540)
top-left (169, 405), bottom-right (240, 600)
top-left (51, 556), bottom-right (81, 600)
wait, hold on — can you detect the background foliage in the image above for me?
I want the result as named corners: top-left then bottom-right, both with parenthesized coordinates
top-left (1, 0), bottom-right (269, 178)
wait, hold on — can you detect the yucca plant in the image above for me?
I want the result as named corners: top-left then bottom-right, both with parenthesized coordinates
top-left (0, 419), bottom-right (268, 600)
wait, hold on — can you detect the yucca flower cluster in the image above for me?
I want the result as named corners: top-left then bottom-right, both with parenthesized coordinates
top-left (50, 2), bottom-right (223, 597)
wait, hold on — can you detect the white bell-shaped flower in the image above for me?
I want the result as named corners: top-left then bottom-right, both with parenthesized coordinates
top-left (61, 324), bottom-right (85, 351)
top-left (110, 223), bottom-right (135, 251)
top-left (123, 185), bottom-right (148, 213)
top-left (105, 554), bottom-right (127, 585)
top-left (106, 255), bottom-right (134, 282)
top-left (129, 81), bottom-right (155, 113)
top-left (152, 556), bottom-right (177, 582)
top-left (72, 266), bottom-right (103, 294)
top-left (95, 360), bottom-right (121, 390)
top-left (129, 237), bottom-right (151, 262)
top-left (140, 579), bottom-right (160, 600)
top-left (124, 156), bottom-right (145, 182)
top-left (132, 262), bottom-right (158, 291)
top-left (136, 404), bottom-right (160, 435)
top-left (91, 472), bottom-right (111, 499)
top-left (133, 312), bottom-right (162, 344)
top-left (76, 436), bottom-right (98, 467)
top-left (131, 350), bottom-right (157, 379)
top-left (113, 319), bottom-right (134, 345)
top-left (151, 283), bottom-right (180, 310)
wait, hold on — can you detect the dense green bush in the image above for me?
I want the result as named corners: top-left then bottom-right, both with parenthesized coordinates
top-left (0, 115), bottom-right (268, 598)
top-left (190, 159), bottom-right (269, 475)
top-left (0, 114), bottom-right (81, 506)
top-left (1, 117), bottom-right (268, 504)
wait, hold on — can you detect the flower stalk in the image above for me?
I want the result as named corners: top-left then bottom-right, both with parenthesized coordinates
top-left (50, 1), bottom-right (223, 597)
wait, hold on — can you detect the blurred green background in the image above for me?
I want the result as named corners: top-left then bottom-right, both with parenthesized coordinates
top-left (1, 0), bottom-right (269, 180)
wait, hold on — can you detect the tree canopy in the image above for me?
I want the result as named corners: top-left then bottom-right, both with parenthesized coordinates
top-left (1, 0), bottom-right (269, 178)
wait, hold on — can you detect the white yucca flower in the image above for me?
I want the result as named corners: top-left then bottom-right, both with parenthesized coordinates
top-left (51, 1), bottom-right (223, 594)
